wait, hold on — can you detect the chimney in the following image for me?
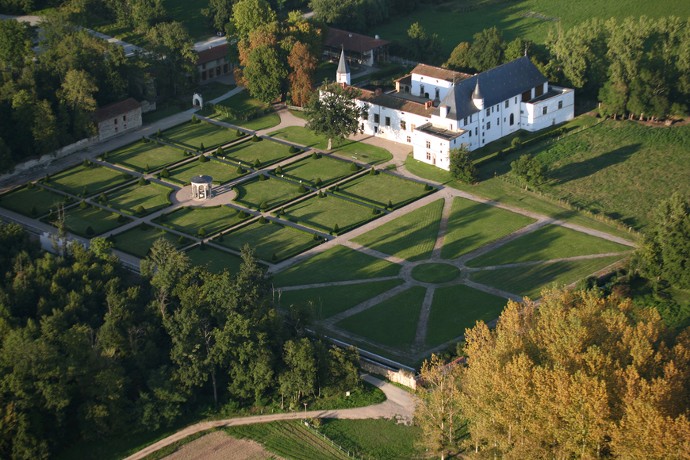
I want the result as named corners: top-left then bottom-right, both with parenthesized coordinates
top-left (425, 101), bottom-right (433, 109)
top-left (440, 105), bottom-right (449, 118)
top-left (375, 88), bottom-right (383, 96)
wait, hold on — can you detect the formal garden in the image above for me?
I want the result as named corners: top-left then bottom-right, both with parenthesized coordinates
top-left (0, 111), bottom-right (635, 367)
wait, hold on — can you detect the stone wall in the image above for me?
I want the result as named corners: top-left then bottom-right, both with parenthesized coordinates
top-left (360, 358), bottom-right (418, 390)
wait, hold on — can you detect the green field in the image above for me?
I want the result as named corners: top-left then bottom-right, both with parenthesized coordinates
top-left (279, 155), bottom-right (356, 186)
top-left (186, 245), bottom-right (244, 274)
top-left (0, 185), bottom-right (67, 217)
top-left (156, 205), bottom-right (244, 236)
top-left (336, 286), bottom-right (425, 348)
top-left (441, 198), bottom-right (536, 259)
top-left (107, 140), bottom-right (187, 172)
top-left (62, 205), bottom-right (127, 237)
top-left (163, 120), bottom-right (243, 150)
top-left (268, 126), bottom-right (392, 164)
top-left (225, 421), bottom-right (349, 460)
top-left (283, 194), bottom-right (376, 233)
top-left (352, 199), bottom-right (444, 261)
top-left (467, 225), bottom-right (632, 267)
top-left (470, 255), bottom-right (625, 298)
top-left (233, 176), bottom-right (305, 210)
top-left (370, 0), bottom-right (690, 62)
top-left (106, 182), bottom-right (173, 216)
top-left (111, 224), bottom-right (192, 258)
top-left (336, 172), bottom-right (431, 209)
top-left (411, 263), bottom-right (460, 283)
top-left (274, 245), bottom-right (401, 286)
top-left (426, 285), bottom-right (508, 347)
top-left (215, 220), bottom-right (319, 262)
top-left (223, 138), bottom-right (297, 166)
top-left (318, 419), bottom-right (422, 460)
top-left (166, 158), bottom-right (244, 185)
top-left (536, 121), bottom-right (690, 230)
top-left (278, 279), bottom-right (404, 319)
top-left (48, 164), bottom-right (133, 196)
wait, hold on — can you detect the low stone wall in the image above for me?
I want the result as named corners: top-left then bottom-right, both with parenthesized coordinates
top-left (360, 358), bottom-right (417, 390)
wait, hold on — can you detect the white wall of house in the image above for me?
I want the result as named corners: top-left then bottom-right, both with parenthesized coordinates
top-left (412, 134), bottom-right (450, 169)
top-left (97, 107), bottom-right (142, 141)
top-left (521, 87), bottom-right (575, 131)
top-left (410, 74), bottom-right (454, 101)
top-left (358, 101), bottom-right (430, 145)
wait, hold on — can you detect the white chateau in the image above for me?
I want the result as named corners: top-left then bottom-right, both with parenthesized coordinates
top-left (335, 50), bottom-right (574, 170)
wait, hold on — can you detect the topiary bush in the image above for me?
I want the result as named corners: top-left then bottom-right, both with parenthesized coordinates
top-left (117, 214), bottom-right (127, 223)
top-left (289, 146), bottom-right (300, 154)
top-left (26, 182), bottom-right (34, 190)
top-left (271, 252), bottom-right (277, 261)
top-left (135, 205), bottom-right (146, 215)
top-left (259, 200), bottom-right (269, 211)
top-left (199, 154), bottom-right (209, 163)
top-left (259, 174), bottom-right (267, 181)
top-left (160, 168), bottom-right (170, 178)
top-left (98, 193), bottom-right (107, 203)
top-left (387, 199), bottom-right (393, 209)
top-left (236, 166), bottom-right (245, 174)
top-left (332, 223), bottom-right (340, 235)
top-left (82, 159), bottom-right (92, 167)
top-left (254, 159), bottom-right (261, 168)
top-left (236, 129), bottom-right (244, 137)
top-left (311, 152), bottom-right (320, 159)
top-left (138, 177), bottom-right (148, 186)
top-left (424, 183), bottom-right (433, 191)
top-left (199, 142), bottom-right (205, 151)
top-left (298, 184), bottom-right (307, 193)
top-left (259, 216), bottom-right (267, 224)
top-left (238, 210), bottom-right (249, 219)
top-left (85, 226), bottom-right (95, 237)
top-left (198, 227), bottom-right (206, 237)
top-left (315, 178), bottom-right (323, 187)
top-left (251, 134), bottom-right (261, 142)
top-left (275, 165), bottom-right (283, 174)
top-left (216, 146), bottom-right (224, 156)
top-left (349, 163), bottom-right (359, 171)
top-left (369, 167), bottom-right (377, 176)
top-left (372, 208), bottom-right (380, 215)
top-left (177, 235), bottom-right (186, 245)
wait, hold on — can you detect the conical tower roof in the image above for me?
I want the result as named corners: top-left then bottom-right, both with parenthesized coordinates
top-left (472, 79), bottom-right (483, 100)
top-left (337, 47), bottom-right (350, 75)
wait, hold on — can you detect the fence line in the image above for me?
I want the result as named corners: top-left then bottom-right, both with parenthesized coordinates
top-left (301, 419), bottom-right (364, 459)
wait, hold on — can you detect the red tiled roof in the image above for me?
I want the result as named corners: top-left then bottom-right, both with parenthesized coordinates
top-left (196, 44), bottom-right (229, 65)
top-left (359, 89), bottom-right (435, 117)
top-left (94, 98), bottom-right (141, 122)
top-left (324, 28), bottom-right (390, 54)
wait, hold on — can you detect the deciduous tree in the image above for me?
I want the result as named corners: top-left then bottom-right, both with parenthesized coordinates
top-left (305, 82), bottom-right (363, 151)
top-left (449, 146), bottom-right (476, 183)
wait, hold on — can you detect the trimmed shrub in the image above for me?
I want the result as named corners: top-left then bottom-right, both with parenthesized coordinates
top-left (298, 184), bottom-right (307, 193)
top-left (349, 163), bottom-right (359, 171)
top-left (387, 199), bottom-right (393, 209)
top-left (144, 164), bottom-right (150, 173)
top-left (44, 174), bottom-right (50, 182)
top-left (198, 227), bottom-right (206, 237)
top-left (424, 183), bottom-right (433, 191)
top-left (251, 134), bottom-right (261, 142)
top-left (238, 210), bottom-right (249, 219)
top-left (216, 146), bottom-right (224, 156)
top-left (160, 168), bottom-right (170, 178)
top-left (275, 165), bottom-right (283, 174)
top-left (259, 174), bottom-right (267, 181)
top-left (313, 233), bottom-right (320, 240)
top-left (117, 214), bottom-right (127, 223)
top-left (98, 193), bottom-right (107, 203)
top-left (289, 146), bottom-right (300, 154)
top-left (271, 252), bottom-right (277, 261)
top-left (26, 182), bottom-right (34, 190)
top-left (372, 208), bottom-right (380, 215)
top-left (236, 166), bottom-right (245, 174)
top-left (135, 205), bottom-right (146, 215)
top-left (259, 200), bottom-right (269, 211)
top-left (138, 177), bottom-right (148, 186)
top-left (80, 186), bottom-right (88, 197)
top-left (369, 167), bottom-right (377, 175)
top-left (82, 159), bottom-right (92, 167)
top-left (79, 200), bottom-right (88, 209)
top-left (311, 152), bottom-right (320, 159)
top-left (199, 154), bottom-right (209, 163)
top-left (254, 159), bottom-right (261, 168)
top-left (332, 223), bottom-right (340, 235)
top-left (191, 115), bottom-right (199, 124)
top-left (259, 216), bottom-right (268, 224)
top-left (156, 129), bottom-right (161, 137)
top-left (199, 142), bottom-right (205, 151)
top-left (177, 235), bottom-right (186, 245)
top-left (315, 177), bottom-right (323, 187)
top-left (85, 226), bottom-right (95, 237)
top-left (279, 208), bottom-right (286, 216)
top-left (236, 129), bottom-right (244, 137)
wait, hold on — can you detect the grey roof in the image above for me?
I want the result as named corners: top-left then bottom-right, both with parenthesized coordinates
top-left (191, 175), bottom-right (213, 183)
top-left (437, 57), bottom-right (547, 119)
top-left (337, 48), bottom-right (350, 75)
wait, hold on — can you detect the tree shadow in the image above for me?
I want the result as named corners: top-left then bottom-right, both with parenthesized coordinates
top-left (549, 143), bottom-right (640, 185)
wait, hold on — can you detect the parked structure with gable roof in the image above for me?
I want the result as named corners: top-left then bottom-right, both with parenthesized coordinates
top-left (93, 98), bottom-right (142, 141)
top-left (340, 56), bottom-right (574, 170)
top-left (323, 28), bottom-right (390, 66)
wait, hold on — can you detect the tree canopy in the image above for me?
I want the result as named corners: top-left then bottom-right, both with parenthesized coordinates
top-left (305, 82), bottom-right (364, 150)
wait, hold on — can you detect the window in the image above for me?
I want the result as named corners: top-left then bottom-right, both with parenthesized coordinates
top-left (426, 152), bottom-right (431, 160)
top-left (123, 115), bottom-right (127, 122)
top-left (400, 120), bottom-right (406, 130)
top-left (463, 117), bottom-right (467, 125)
top-left (558, 100), bottom-right (563, 109)
top-left (475, 128), bottom-right (478, 135)
top-left (486, 108), bottom-right (490, 116)
top-left (487, 121), bottom-right (491, 129)
top-left (491, 106), bottom-right (494, 113)
top-left (374, 114), bottom-right (380, 123)
top-left (542, 107), bottom-right (548, 115)
top-left (469, 131), bottom-right (472, 137)
top-left (420, 84), bottom-right (425, 97)
top-left (505, 100), bottom-right (509, 108)
top-left (514, 97), bottom-right (517, 104)
top-left (426, 141), bottom-right (431, 149)
top-left (435, 88), bottom-right (440, 99)
top-left (510, 113), bottom-right (514, 125)
top-left (406, 136), bottom-right (411, 143)
top-left (385, 116), bottom-right (390, 127)
top-left (114, 118), bottom-right (118, 125)
top-left (497, 118), bottom-right (499, 126)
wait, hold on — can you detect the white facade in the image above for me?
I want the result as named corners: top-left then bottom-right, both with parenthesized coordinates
top-left (347, 57), bottom-right (574, 171)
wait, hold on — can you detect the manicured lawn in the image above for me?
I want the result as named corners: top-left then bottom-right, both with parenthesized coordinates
top-left (352, 199), bottom-right (444, 261)
top-left (111, 224), bottom-right (192, 258)
top-left (162, 120), bottom-right (244, 150)
top-left (268, 126), bottom-right (392, 164)
top-left (105, 182), bottom-right (174, 216)
top-left (469, 255), bottom-right (626, 298)
top-left (426, 285), bottom-right (507, 347)
top-left (0, 185), bottom-right (67, 217)
top-left (336, 172), bottom-right (432, 209)
top-left (537, 121), bottom-right (690, 230)
top-left (233, 176), bottom-right (305, 210)
top-left (319, 419), bottom-right (423, 460)
top-left (282, 194), bottom-right (376, 234)
top-left (336, 286), bottom-right (425, 348)
top-left (106, 140), bottom-right (187, 172)
top-left (214, 220), bottom-right (320, 262)
top-left (155, 205), bottom-right (244, 236)
top-left (273, 245), bottom-right (401, 286)
top-left (223, 138), bottom-right (296, 166)
top-left (62, 205), bottom-right (127, 237)
top-left (47, 164), bottom-right (134, 196)
top-left (278, 155), bottom-right (356, 186)
top-left (441, 198), bottom-right (536, 259)
top-left (467, 225), bottom-right (632, 267)
top-left (278, 279), bottom-right (404, 319)
top-left (186, 245), bottom-right (244, 274)
top-left (225, 421), bottom-right (349, 460)
top-left (166, 158), bottom-right (244, 185)
top-left (411, 263), bottom-right (460, 283)
top-left (370, 0), bottom-right (690, 63)
top-left (209, 91), bottom-right (281, 131)
top-left (163, 0), bottom-right (213, 39)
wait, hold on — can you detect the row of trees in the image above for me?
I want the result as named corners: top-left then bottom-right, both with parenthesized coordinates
top-left (309, 0), bottom-right (418, 33)
top-left (416, 288), bottom-right (690, 459)
top-left (0, 226), bottom-right (359, 458)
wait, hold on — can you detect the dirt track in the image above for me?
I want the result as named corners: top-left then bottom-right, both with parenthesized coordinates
top-left (163, 431), bottom-right (279, 460)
